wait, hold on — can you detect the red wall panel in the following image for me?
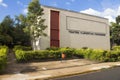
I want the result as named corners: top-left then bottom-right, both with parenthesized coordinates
top-left (50, 10), bottom-right (60, 47)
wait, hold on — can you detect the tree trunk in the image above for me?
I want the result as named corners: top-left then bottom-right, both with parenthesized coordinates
top-left (32, 36), bottom-right (41, 50)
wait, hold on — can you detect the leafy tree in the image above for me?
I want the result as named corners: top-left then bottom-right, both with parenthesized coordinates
top-left (26, 0), bottom-right (47, 38)
top-left (110, 15), bottom-right (120, 46)
top-left (13, 15), bottom-right (31, 46)
top-left (116, 15), bottom-right (120, 25)
top-left (0, 15), bottom-right (31, 47)
top-left (0, 0), bottom-right (47, 49)
top-left (0, 16), bottom-right (14, 46)
top-left (25, 0), bottom-right (47, 50)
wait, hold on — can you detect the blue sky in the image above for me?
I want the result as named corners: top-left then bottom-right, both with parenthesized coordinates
top-left (0, 0), bottom-right (120, 22)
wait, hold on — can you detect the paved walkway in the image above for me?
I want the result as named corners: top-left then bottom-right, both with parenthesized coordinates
top-left (0, 59), bottom-right (120, 80)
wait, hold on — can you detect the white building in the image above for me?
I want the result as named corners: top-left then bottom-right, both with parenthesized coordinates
top-left (35, 5), bottom-right (110, 50)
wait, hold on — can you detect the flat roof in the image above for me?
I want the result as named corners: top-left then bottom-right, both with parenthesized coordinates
top-left (42, 5), bottom-right (108, 20)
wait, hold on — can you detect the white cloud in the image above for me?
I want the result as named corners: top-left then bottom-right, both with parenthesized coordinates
top-left (23, 8), bottom-right (28, 14)
top-left (0, 0), bottom-right (8, 7)
top-left (103, 8), bottom-right (116, 17)
top-left (117, 6), bottom-right (120, 15)
top-left (66, 2), bottom-right (71, 5)
top-left (81, 8), bottom-right (101, 16)
top-left (104, 16), bottom-right (115, 23)
top-left (0, 0), bottom-right (2, 3)
top-left (80, 6), bottom-right (120, 22)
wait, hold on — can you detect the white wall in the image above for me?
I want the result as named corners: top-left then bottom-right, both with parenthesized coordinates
top-left (59, 8), bottom-right (110, 50)
top-left (41, 6), bottom-right (110, 50)
top-left (39, 6), bottom-right (51, 50)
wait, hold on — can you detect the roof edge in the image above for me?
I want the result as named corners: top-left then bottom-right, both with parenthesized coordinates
top-left (41, 5), bottom-right (108, 20)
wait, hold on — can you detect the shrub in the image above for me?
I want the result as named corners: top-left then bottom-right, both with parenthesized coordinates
top-left (13, 45), bottom-right (32, 52)
top-left (112, 46), bottom-right (120, 51)
top-left (74, 49), bottom-right (86, 58)
top-left (108, 50), bottom-right (120, 62)
top-left (89, 49), bottom-right (106, 62)
top-left (0, 46), bottom-right (8, 73)
top-left (48, 50), bottom-right (61, 59)
top-left (0, 45), bottom-right (8, 49)
top-left (60, 47), bottom-right (75, 58)
top-left (15, 47), bottom-right (76, 62)
top-left (15, 50), bottom-right (26, 62)
top-left (15, 47), bottom-right (120, 62)
top-left (46, 47), bottom-right (60, 51)
top-left (74, 48), bottom-right (109, 62)
top-left (74, 48), bottom-right (93, 59)
top-left (82, 47), bottom-right (88, 49)
top-left (102, 50), bottom-right (110, 62)
top-left (15, 50), bottom-right (62, 62)
top-left (82, 48), bottom-right (93, 59)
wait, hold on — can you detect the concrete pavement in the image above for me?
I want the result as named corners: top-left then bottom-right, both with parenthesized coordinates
top-left (0, 59), bottom-right (120, 80)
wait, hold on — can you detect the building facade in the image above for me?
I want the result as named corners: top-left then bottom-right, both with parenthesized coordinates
top-left (38, 5), bottom-right (110, 50)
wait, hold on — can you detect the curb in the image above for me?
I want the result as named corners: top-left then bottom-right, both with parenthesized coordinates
top-left (31, 64), bottom-right (120, 80)
top-left (1, 63), bottom-right (120, 80)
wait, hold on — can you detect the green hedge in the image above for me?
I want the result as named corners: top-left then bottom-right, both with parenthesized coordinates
top-left (15, 47), bottom-right (75, 62)
top-left (0, 46), bottom-right (8, 73)
top-left (60, 48), bottom-right (75, 58)
top-left (74, 49), bottom-right (87, 58)
top-left (88, 49), bottom-right (107, 62)
top-left (46, 47), bottom-right (60, 51)
top-left (14, 46), bottom-right (120, 62)
top-left (112, 46), bottom-right (120, 51)
top-left (75, 48), bottom-right (111, 62)
top-left (15, 50), bottom-right (62, 62)
top-left (74, 47), bottom-right (120, 62)
top-left (108, 50), bottom-right (120, 62)
top-left (13, 45), bottom-right (32, 52)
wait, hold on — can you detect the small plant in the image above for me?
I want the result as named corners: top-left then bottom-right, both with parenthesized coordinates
top-left (0, 46), bottom-right (8, 73)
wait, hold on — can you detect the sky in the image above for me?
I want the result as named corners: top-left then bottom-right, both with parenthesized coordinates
top-left (0, 0), bottom-right (120, 22)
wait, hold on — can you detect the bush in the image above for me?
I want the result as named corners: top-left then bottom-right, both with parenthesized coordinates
top-left (74, 48), bottom-right (93, 59)
top-left (15, 50), bottom-right (62, 62)
top-left (74, 49), bottom-right (86, 58)
top-left (13, 45), bottom-right (32, 52)
top-left (101, 50), bottom-right (110, 62)
top-left (0, 46), bottom-right (8, 73)
top-left (48, 50), bottom-right (61, 59)
top-left (60, 47), bottom-right (75, 58)
top-left (15, 46), bottom-right (120, 62)
top-left (112, 46), bottom-right (120, 51)
top-left (15, 47), bottom-right (76, 62)
top-left (83, 48), bottom-right (93, 59)
top-left (89, 49), bottom-right (106, 62)
top-left (74, 48), bottom-right (109, 62)
top-left (0, 45), bottom-right (8, 49)
top-left (46, 47), bottom-right (60, 51)
top-left (15, 50), bottom-right (26, 62)
top-left (108, 50), bottom-right (120, 62)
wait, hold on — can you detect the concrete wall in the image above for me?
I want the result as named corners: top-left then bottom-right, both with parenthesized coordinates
top-left (39, 6), bottom-right (51, 49)
top-left (41, 6), bottom-right (110, 50)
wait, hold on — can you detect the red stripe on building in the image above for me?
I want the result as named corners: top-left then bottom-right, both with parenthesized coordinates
top-left (50, 10), bottom-right (60, 47)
